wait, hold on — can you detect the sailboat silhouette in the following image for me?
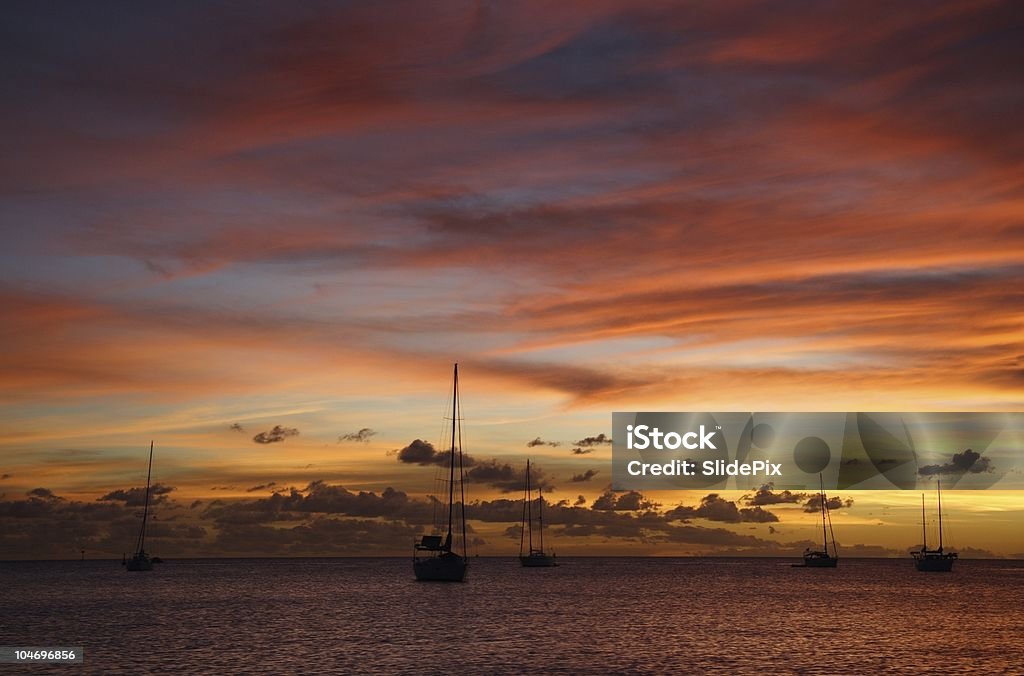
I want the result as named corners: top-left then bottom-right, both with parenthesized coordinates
top-left (125, 441), bottom-right (156, 572)
top-left (412, 364), bottom-right (469, 582)
top-left (912, 480), bottom-right (957, 572)
top-left (794, 473), bottom-right (838, 568)
top-left (519, 459), bottom-right (557, 567)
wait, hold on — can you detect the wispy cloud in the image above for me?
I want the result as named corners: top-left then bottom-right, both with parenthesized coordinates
top-left (570, 469), bottom-right (599, 483)
top-left (253, 426), bottom-right (300, 445)
top-left (99, 483), bottom-right (175, 506)
top-left (574, 434), bottom-right (612, 448)
top-left (338, 428), bottom-right (377, 443)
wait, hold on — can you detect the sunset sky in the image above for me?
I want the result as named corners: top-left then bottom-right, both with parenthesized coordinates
top-left (1, 0), bottom-right (1022, 559)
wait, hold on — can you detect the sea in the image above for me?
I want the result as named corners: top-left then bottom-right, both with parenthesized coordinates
top-left (1, 557), bottom-right (1022, 674)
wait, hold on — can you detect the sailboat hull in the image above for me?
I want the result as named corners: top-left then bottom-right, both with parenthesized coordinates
top-left (801, 555), bottom-right (837, 568)
top-left (915, 558), bottom-right (954, 572)
top-left (414, 553), bottom-right (468, 582)
top-left (913, 552), bottom-right (956, 572)
top-left (125, 553), bottom-right (153, 572)
top-left (520, 553), bottom-right (558, 567)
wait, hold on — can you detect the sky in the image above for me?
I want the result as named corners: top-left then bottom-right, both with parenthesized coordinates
top-left (1, 0), bottom-right (1022, 559)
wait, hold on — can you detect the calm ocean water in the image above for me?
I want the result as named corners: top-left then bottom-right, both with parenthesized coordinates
top-left (1, 557), bottom-right (1022, 674)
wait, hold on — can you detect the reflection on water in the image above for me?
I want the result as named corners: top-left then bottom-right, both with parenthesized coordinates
top-left (1, 558), bottom-right (1022, 673)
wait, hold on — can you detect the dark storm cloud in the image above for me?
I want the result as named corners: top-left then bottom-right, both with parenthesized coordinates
top-left (738, 506), bottom-right (778, 523)
top-left (666, 493), bottom-right (779, 524)
top-left (2, 478), bottom-right (862, 558)
top-left (548, 509), bottom-right (777, 548)
top-left (27, 487), bottom-right (61, 500)
top-left (803, 494), bottom-right (853, 513)
top-left (201, 481), bottom-right (433, 526)
top-left (654, 524), bottom-right (775, 548)
top-left (253, 425), bottom-right (299, 444)
top-left (229, 423), bottom-right (244, 433)
top-left (0, 488), bottom-right (205, 559)
top-left (1, 474), bottom-right (11, 480)
top-left (394, 439), bottom-right (477, 467)
top-left (526, 436), bottom-right (560, 447)
top-left (743, 484), bottom-right (810, 506)
top-left (574, 434), bottom-right (612, 448)
top-left (472, 497), bottom-right (687, 543)
top-left (918, 448), bottom-right (993, 476)
top-left (395, 439), bottom-right (444, 465)
top-left (570, 469), bottom-right (599, 482)
top-left (571, 448), bottom-right (592, 455)
top-left (338, 428), bottom-right (377, 443)
top-left (465, 460), bottom-right (553, 493)
top-left (0, 493), bottom-right (124, 520)
top-left (99, 483), bottom-right (175, 506)
top-left (460, 497), bottom-right (530, 523)
top-left (246, 482), bottom-right (277, 492)
top-left (592, 489), bottom-right (658, 512)
top-left (464, 461), bottom-right (519, 491)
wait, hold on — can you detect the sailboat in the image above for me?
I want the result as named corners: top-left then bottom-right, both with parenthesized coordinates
top-left (795, 473), bottom-right (838, 568)
top-left (413, 364), bottom-right (469, 582)
top-left (912, 479), bottom-right (957, 572)
top-left (125, 441), bottom-right (156, 572)
top-left (519, 459), bottom-right (557, 567)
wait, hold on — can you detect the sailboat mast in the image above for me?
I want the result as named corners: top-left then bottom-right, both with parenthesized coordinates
top-left (538, 471), bottom-right (544, 553)
top-left (526, 459), bottom-right (533, 553)
top-left (137, 440), bottom-right (154, 553)
top-left (826, 501), bottom-right (838, 559)
top-left (921, 492), bottom-right (927, 550)
top-left (937, 479), bottom-right (943, 551)
top-left (458, 396), bottom-right (467, 558)
top-left (520, 461), bottom-right (529, 557)
top-left (446, 364), bottom-right (457, 548)
top-left (819, 473), bottom-right (828, 554)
